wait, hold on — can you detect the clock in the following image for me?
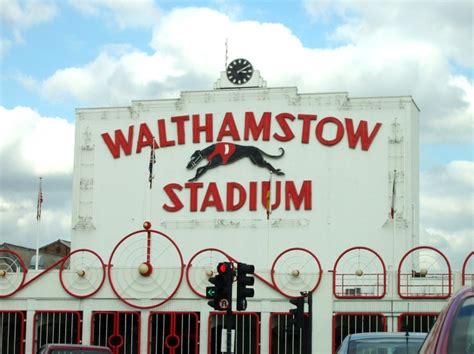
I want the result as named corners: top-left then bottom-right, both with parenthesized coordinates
top-left (226, 58), bottom-right (253, 85)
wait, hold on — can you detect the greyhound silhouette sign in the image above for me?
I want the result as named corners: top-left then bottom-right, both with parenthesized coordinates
top-left (186, 142), bottom-right (285, 181)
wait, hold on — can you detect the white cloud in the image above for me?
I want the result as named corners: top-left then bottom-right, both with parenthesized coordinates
top-left (0, 193), bottom-right (72, 248)
top-left (40, 7), bottom-right (309, 104)
top-left (16, 205), bottom-right (71, 234)
top-left (0, 0), bottom-right (58, 44)
top-left (303, 0), bottom-right (473, 143)
top-left (0, 106), bottom-right (74, 247)
top-left (15, 72), bottom-right (39, 92)
top-left (68, 0), bottom-right (161, 29)
top-left (42, 50), bottom-right (184, 105)
top-left (0, 106), bottom-right (74, 175)
top-left (36, 5), bottom-right (473, 143)
top-left (304, 0), bottom-right (473, 68)
top-left (420, 160), bottom-right (474, 269)
top-left (303, 0), bottom-right (332, 18)
top-left (423, 75), bottom-right (474, 144)
top-left (420, 228), bottom-right (473, 271)
top-left (0, 195), bottom-right (27, 213)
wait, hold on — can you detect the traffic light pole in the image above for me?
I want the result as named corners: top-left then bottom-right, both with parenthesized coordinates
top-left (300, 291), bottom-right (312, 354)
top-left (225, 308), bottom-right (232, 354)
top-left (308, 291), bottom-right (312, 354)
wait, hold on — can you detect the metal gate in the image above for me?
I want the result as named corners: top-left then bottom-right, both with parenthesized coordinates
top-left (1, 311), bottom-right (25, 354)
top-left (148, 312), bottom-right (199, 354)
top-left (332, 313), bottom-right (386, 353)
top-left (269, 313), bottom-right (310, 354)
top-left (398, 313), bottom-right (438, 332)
top-left (208, 312), bottom-right (260, 354)
top-left (33, 311), bottom-right (81, 352)
top-left (91, 311), bottom-right (140, 354)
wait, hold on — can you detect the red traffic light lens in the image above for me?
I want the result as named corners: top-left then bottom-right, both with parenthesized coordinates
top-left (218, 263), bottom-right (228, 273)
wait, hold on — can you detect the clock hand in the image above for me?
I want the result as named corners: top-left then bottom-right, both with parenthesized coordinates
top-left (237, 65), bottom-right (251, 74)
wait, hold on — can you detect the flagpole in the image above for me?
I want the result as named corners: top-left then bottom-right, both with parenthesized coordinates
top-left (148, 139), bottom-right (157, 221)
top-left (35, 177), bottom-right (43, 270)
top-left (225, 38), bottom-right (228, 69)
top-left (149, 144), bottom-right (153, 221)
top-left (391, 170), bottom-right (397, 331)
top-left (392, 170), bottom-right (397, 271)
top-left (266, 172), bottom-right (272, 220)
top-left (266, 172), bottom-right (272, 265)
top-left (392, 196), bottom-right (396, 330)
top-left (35, 217), bottom-right (40, 270)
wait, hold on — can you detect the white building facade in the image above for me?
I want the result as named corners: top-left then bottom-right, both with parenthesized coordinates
top-left (1, 60), bottom-right (469, 354)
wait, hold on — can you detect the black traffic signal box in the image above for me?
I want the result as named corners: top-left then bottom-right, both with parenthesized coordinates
top-left (206, 262), bottom-right (233, 311)
top-left (236, 262), bottom-right (255, 311)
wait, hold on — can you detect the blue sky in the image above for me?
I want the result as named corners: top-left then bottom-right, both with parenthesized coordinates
top-left (0, 0), bottom-right (472, 269)
top-left (2, 1), bottom-right (346, 119)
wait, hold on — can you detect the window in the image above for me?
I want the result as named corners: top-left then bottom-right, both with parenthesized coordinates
top-left (91, 311), bottom-right (139, 354)
top-left (33, 311), bottom-right (81, 351)
top-left (398, 313), bottom-right (438, 333)
top-left (1, 311), bottom-right (25, 354)
top-left (270, 313), bottom-right (310, 354)
top-left (149, 312), bottom-right (199, 354)
top-left (333, 313), bottom-right (386, 353)
top-left (448, 296), bottom-right (474, 354)
top-left (208, 312), bottom-right (260, 354)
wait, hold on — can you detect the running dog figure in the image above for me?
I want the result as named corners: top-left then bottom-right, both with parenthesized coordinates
top-left (186, 142), bottom-right (285, 181)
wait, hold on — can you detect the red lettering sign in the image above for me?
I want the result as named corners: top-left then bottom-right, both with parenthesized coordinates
top-left (345, 118), bottom-right (382, 151)
top-left (162, 180), bottom-right (312, 212)
top-left (101, 112), bottom-right (382, 158)
top-left (101, 125), bottom-right (134, 158)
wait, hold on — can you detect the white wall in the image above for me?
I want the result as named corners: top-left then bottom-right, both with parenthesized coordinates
top-left (72, 86), bottom-right (419, 275)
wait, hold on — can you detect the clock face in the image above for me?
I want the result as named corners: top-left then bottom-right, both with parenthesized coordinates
top-left (226, 58), bottom-right (253, 85)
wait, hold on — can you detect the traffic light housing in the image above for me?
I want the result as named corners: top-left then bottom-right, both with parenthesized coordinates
top-left (206, 262), bottom-right (233, 311)
top-left (289, 296), bottom-right (305, 328)
top-left (236, 262), bottom-right (255, 311)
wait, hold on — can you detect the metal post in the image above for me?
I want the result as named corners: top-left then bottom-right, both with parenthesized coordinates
top-left (226, 309), bottom-right (232, 354)
top-left (308, 291), bottom-right (313, 354)
top-left (300, 291), bottom-right (312, 354)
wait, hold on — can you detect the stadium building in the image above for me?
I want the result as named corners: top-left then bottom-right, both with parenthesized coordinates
top-left (1, 59), bottom-right (472, 354)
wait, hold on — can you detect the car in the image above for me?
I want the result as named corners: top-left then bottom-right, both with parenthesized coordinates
top-left (336, 332), bottom-right (427, 354)
top-left (37, 343), bottom-right (113, 354)
top-left (419, 285), bottom-right (474, 354)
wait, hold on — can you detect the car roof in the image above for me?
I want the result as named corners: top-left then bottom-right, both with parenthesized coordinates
top-left (349, 332), bottom-right (427, 340)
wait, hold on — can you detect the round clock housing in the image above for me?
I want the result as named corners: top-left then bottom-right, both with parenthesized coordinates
top-left (226, 58), bottom-right (253, 85)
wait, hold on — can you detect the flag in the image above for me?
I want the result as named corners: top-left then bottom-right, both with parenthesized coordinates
top-left (390, 170), bottom-right (396, 219)
top-left (266, 172), bottom-right (272, 220)
top-left (148, 141), bottom-right (156, 189)
top-left (266, 190), bottom-right (271, 220)
top-left (36, 178), bottom-right (43, 221)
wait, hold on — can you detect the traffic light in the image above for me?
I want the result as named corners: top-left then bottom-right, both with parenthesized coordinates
top-left (289, 296), bottom-right (305, 328)
top-left (236, 262), bottom-right (255, 311)
top-left (206, 262), bottom-right (233, 311)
